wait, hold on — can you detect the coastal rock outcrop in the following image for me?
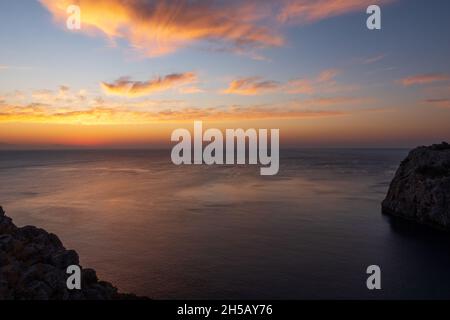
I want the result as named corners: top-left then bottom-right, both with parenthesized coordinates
top-left (0, 206), bottom-right (143, 300)
top-left (382, 142), bottom-right (450, 229)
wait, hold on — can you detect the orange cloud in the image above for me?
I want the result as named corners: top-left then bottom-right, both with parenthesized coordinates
top-left (179, 86), bottom-right (204, 94)
top-left (0, 102), bottom-right (346, 125)
top-left (222, 77), bottom-right (280, 95)
top-left (425, 99), bottom-right (450, 108)
top-left (39, 1), bottom-right (397, 57)
top-left (300, 96), bottom-right (370, 107)
top-left (39, 0), bottom-right (284, 57)
top-left (223, 69), bottom-right (347, 96)
top-left (286, 69), bottom-right (340, 94)
top-left (400, 73), bottom-right (450, 87)
top-left (278, 0), bottom-right (392, 23)
top-left (30, 86), bottom-right (88, 106)
top-left (101, 73), bottom-right (197, 97)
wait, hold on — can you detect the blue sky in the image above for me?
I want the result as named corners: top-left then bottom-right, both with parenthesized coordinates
top-left (0, 0), bottom-right (449, 147)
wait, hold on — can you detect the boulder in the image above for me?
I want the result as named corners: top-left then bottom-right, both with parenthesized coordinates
top-left (0, 206), bottom-right (146, 300)
top-left (382, 142), bottom-right (450, 229)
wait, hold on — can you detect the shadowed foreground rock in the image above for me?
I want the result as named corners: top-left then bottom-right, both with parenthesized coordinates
top-left (382, 142), bottom-right (450, 229)
top-left (0, 206), bottom-right (145, 300)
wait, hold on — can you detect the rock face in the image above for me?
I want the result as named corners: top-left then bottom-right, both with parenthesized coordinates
top-left (382, 142), bottom-right (450, 229)
top-left (0, 206), bottom-right (144, 300)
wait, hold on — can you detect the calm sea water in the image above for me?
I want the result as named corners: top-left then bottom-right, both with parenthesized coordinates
top-left (1, 148), bottom-right (450, 299)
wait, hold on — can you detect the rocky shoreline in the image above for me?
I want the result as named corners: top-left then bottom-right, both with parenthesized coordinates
top-left (0, 206), bottom-right (144, 300)
top-left (382, 142), bottom-right (450, 230)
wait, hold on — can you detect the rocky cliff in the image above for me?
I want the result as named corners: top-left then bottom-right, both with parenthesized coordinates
top-left (0, 206), bottom-right (143, 300)
top-left (382, 142), bottom-right (450, 229)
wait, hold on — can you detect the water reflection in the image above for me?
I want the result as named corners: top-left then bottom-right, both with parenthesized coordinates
top-left (1, 149), bottom-right (449, 299)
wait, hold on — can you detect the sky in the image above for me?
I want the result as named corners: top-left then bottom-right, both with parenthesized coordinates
top-left (0, 0), bottom-right (449, 148)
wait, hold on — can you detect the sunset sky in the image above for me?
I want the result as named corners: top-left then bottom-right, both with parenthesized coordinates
top-left (0, 0), bottom-right (449, 148)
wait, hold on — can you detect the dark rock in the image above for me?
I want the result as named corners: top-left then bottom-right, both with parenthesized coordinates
top-left (0, 215), bottom-right (16, 234)
top-left (382, 142), bottom-right (450, 229)
top-left (0, 234), bottom-right (14, 251)
top-left (0, 206), bottom-right (147, 300)
top-left (1, 263), bottom-right (21, 286)
top-left (51, 250), bottom-right (79, 269)
top-left (82, 268), bottom-right (98, 285)
top-left (20, 280), bottom-right (52, 300)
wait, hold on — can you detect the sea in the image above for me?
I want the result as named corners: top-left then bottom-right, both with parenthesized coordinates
top-left (1, 148), bottom-right (450, 299)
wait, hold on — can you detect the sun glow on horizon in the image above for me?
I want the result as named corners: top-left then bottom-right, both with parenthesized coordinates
top-left (0, 0), bottom-right (449, 148)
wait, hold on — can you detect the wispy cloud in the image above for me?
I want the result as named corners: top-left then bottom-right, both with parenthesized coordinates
top-left (222, 77), bottom-right (280, 95)
top-left (31, 86), bottom-right (88, 105)
top-left (40, 0), bottom-right (396, 58)
top-left (178, 86), bottom-right (204, 94)
top-left (425, 98), bottom-right (450, 108)
top-left (362, 54), bottom-right (386, 64)
top-left (285, 69), bottom-right (342, 94)
top-left (0, 103), bottom-right (346, 125)
top-left (399, 73), bottom-right (450, 87)
top-left (40, 0), bottom-right (284, 57)
top-left (222, 69), bottom-right (350, 96)
top-left (0, 74), bottom-right (374, 125)
top-left (277, 0), bottom-right (393, 24)
top-left (2, 90), bottom-right (27, 101)
top-left (300, 96), bottom-right (370, 107)
top-left (101, 73), bottom-right (198, 97)
top-left (0, 65), bottom-right (33, 71)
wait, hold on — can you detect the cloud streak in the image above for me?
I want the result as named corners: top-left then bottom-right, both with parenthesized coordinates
top-left (285, 69), bottom-right (341, 94)
top-left (222, 77), bottom-right (280, 95)
top-left (0, 99), bottom-right (352, 125)
top-left (101, 73), bottom-right (197, 97)
top-left (39, 0), bottom-right (395, 57)
top-left (223, 69), bottom-right (348, 95)
top-left (425, 98), bottom-right (450, 108)
top-left (362, 54), bottom-right (386, 64)
top-left (40, 0), bottom-right (284, 57)
top-left (277, 0), bottom-right (393, 24)
top-left (400, 73), bottom-right (450, 87)
top-left (0, 105), bottom-right (345, 124)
